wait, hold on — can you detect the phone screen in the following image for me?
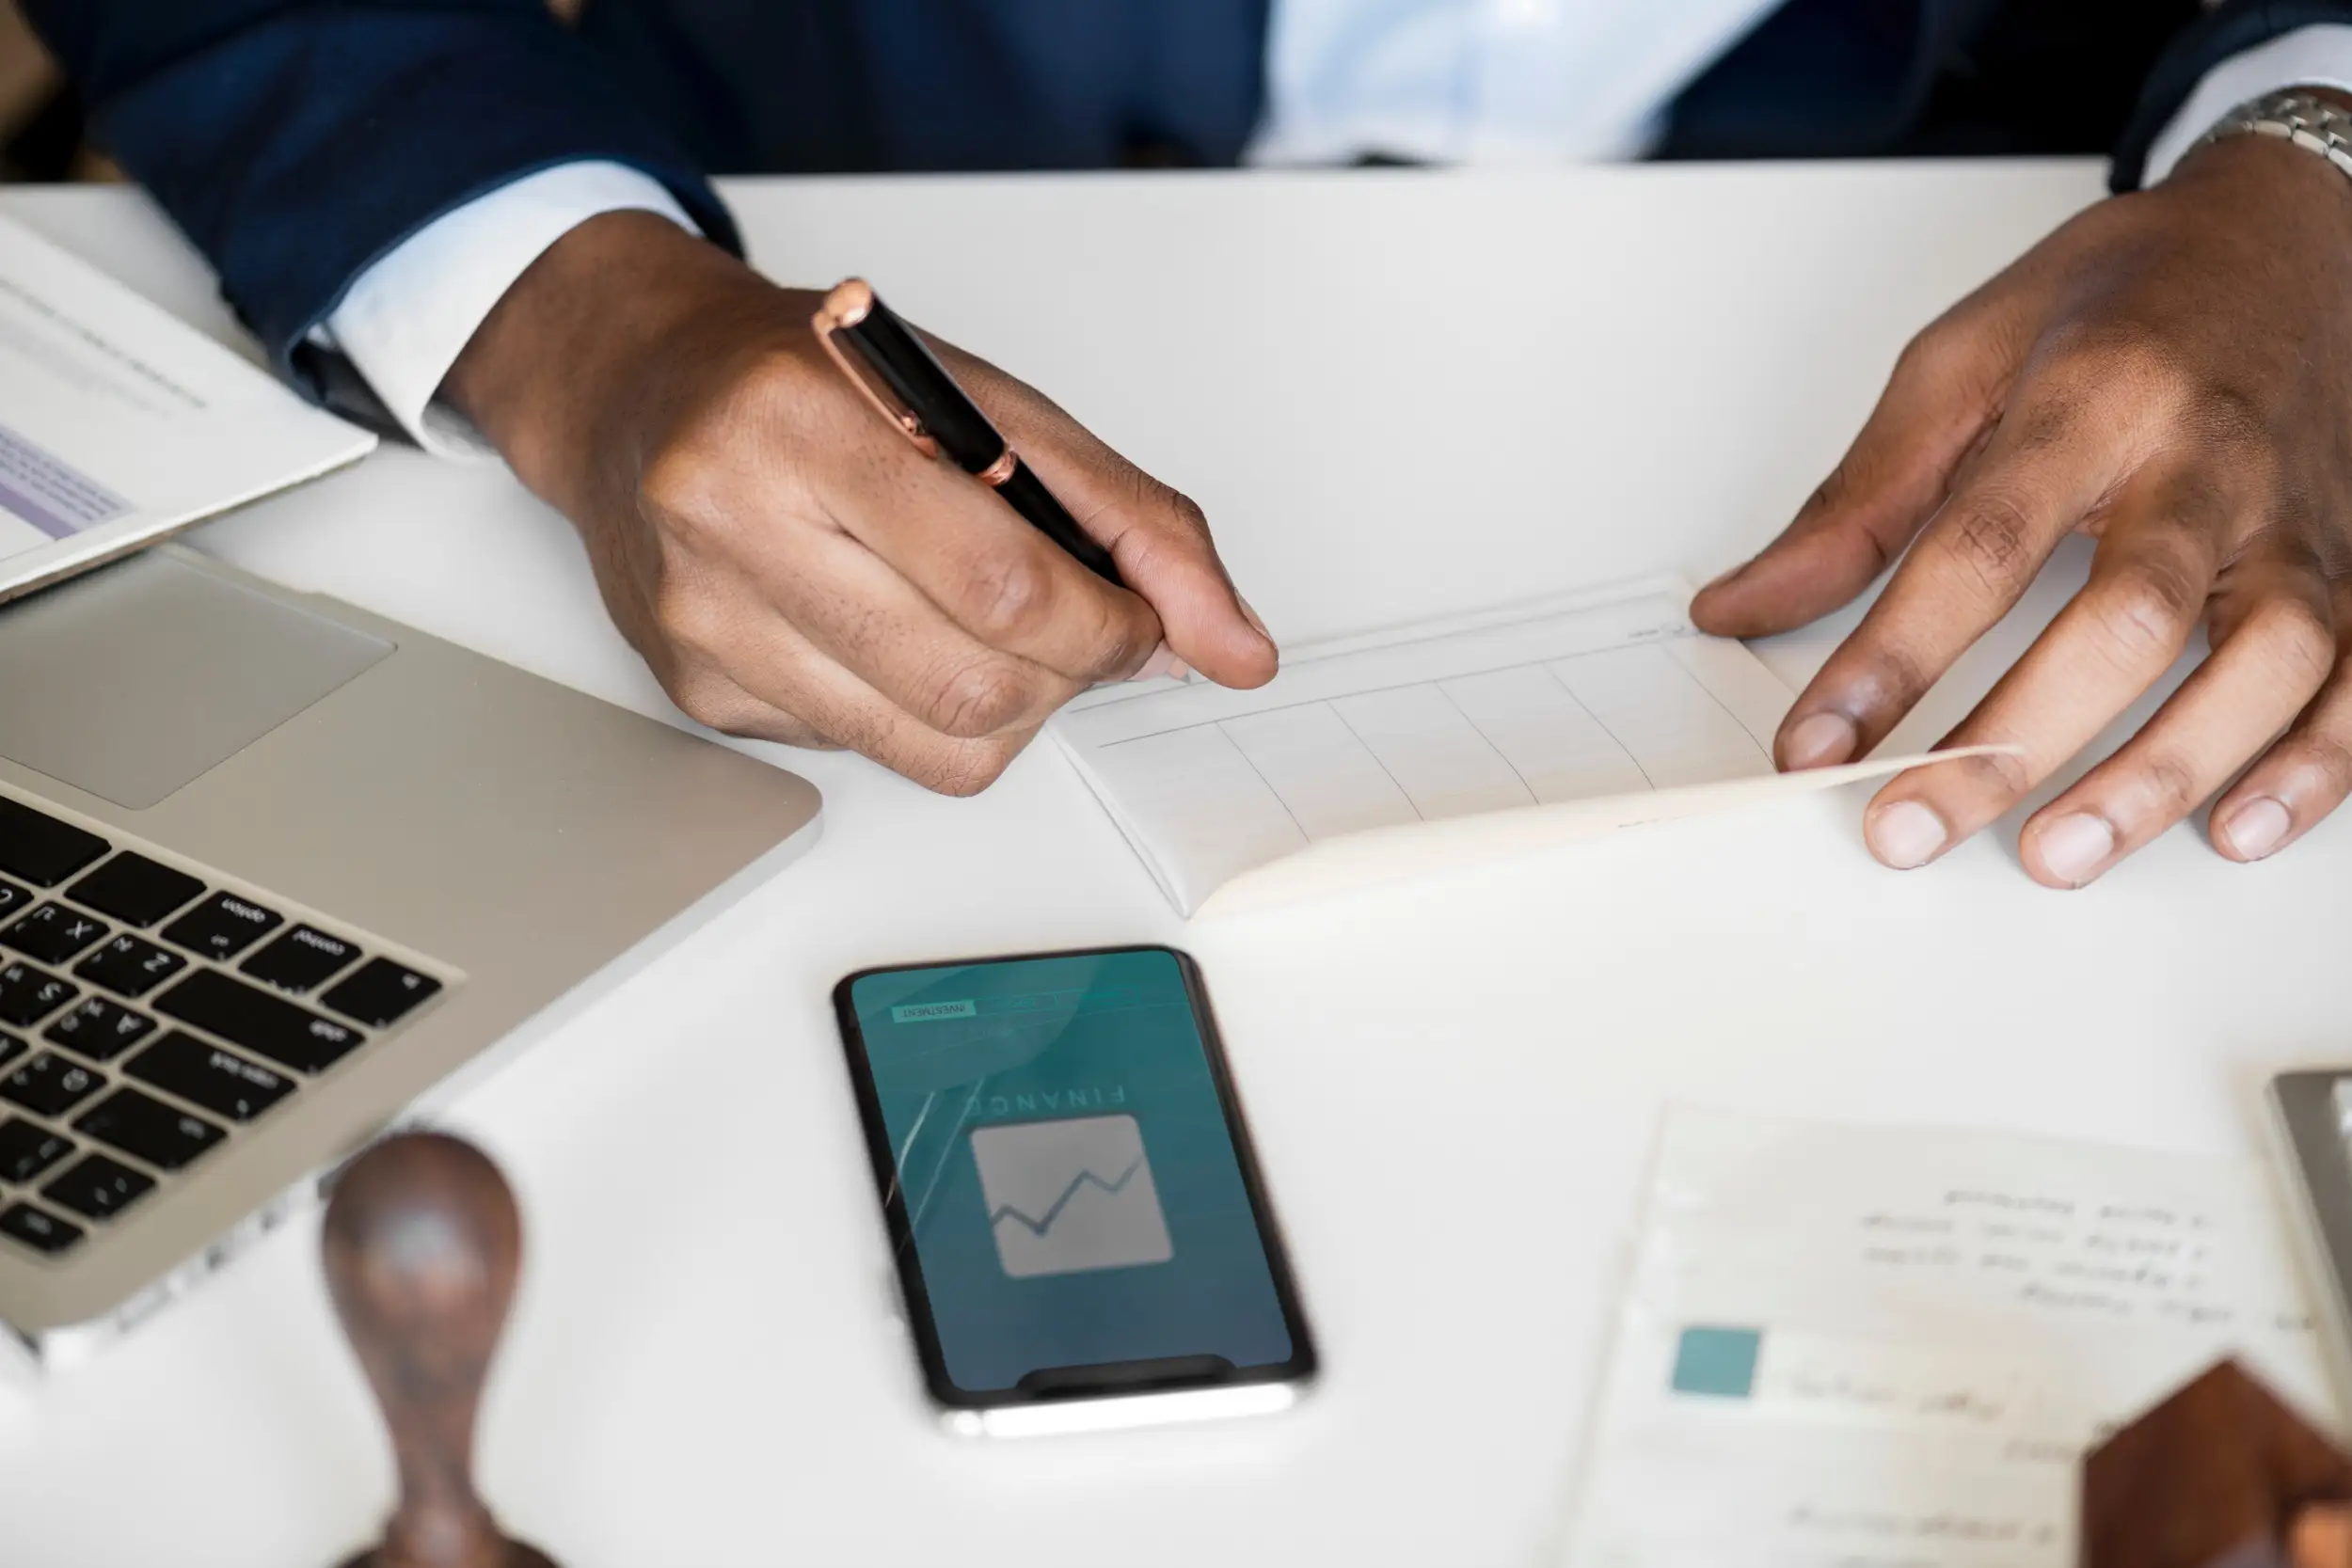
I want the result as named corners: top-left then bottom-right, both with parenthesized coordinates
top-left (834, 946), bottom-right (1313, 1409)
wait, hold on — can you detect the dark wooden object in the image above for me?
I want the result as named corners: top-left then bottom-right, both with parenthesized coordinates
top-left (2082, 1358), bottom-right (2352, 1568)
top-left (323, 1132), bottom-right (559, 1568)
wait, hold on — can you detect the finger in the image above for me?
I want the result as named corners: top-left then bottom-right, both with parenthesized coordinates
top-left (1692, 304), bottom-right (2022, 641)
top-left (948, 348), bottom-right (1279, 689)
top-left (2017, 554), bottom-right (2333, 886)
top-left (1768, 384), bottom-right (2126, 772)
top-left (811, 420), bottom-right (1168, 689)
top-left (695, 581), bottom-right (1040, 794)
top-left (2210, 578), bottom-right (2352, 864)
top-left (741, 523), bottom-right (1085, 740)
top-left (581, 546), bottom-right (842, 749)
top-left (636, 633), bottom-right (842, 751)
top-left (1859, 479), bottom-right (2221, 871)
top-left (666, 663), bottom-right (842, 751)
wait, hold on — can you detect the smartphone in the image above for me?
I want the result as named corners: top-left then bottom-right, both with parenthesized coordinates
top-left (833, 945), bottom-right (1316, 1436)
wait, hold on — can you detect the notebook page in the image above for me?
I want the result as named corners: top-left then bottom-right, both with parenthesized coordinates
top-left (1050, 579), bottom-right (1796, 915)
top-left (0, 214), bottom-right (373, 598)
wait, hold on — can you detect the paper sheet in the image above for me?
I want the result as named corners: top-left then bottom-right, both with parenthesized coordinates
top-left (0, 214), bottom-right (373, 597)
top-left (1051, 578), bottom-right (1986, 917)
top-left (1565, 1109), bottom-right (2336, 1568)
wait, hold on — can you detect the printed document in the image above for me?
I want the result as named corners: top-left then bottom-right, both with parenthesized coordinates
top-left (1565, 1109), bottom-right (2336, 1567)
top-left (0, 214), bottom-right (373, 598)
top-left (1052, 578), bottom-right (1989, 917)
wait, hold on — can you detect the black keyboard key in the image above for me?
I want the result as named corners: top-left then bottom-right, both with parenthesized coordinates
top-left (161, 892), bottom-right (284, 961)
top-left (74, 934), bottom-right (186, 999)
top-left (0, 1033), bottom-right (22, 1073)
top-left (242, 926), bottom-right (362, 993)
top-left (0, 1202), bottom-right (82, 1255)
top-left (0, 879), bottom-right (32, 925)
top-left (0, 1116), bottom-right (72, 1184)
top-left (44, 996), bottom-right (157, 1062)
top-left (124, 1033), bottom-right (293, 1123)
top-left (75, 1089), bottom-right (224, 1172)
top-left (0, 1052), bottom-right (103, 1117)
top-left (2, 903), bottom-right (112, 965)
top-left (323, 958), bottom-right (442, 1029)
top-left (68, 853), bottom-right (205, 928)
top-left (43, 1153), bottom-right (153, 1221)
top-left (0, 798), bottom-right (108, 888)
top-left (157, 969), bottom-right (363, 1074)
top-left (0, 962), bottom-right (76, 1026)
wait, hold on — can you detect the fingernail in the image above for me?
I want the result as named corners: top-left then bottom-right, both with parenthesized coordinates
top-left (1236, 594), bottom-right (1271, 641)
top-left (1782, 711), bottom-right (1858, 770)
top-left (1133, 644), bottom-right (1185, 682)
top-left (1700, 561), bottom-right (1747, 592)
top-left (2221, 795), bottom-right (2292, 860)
top-left (1867, 800), bottom-right (1947, 870)
top-left (2036, 812), bottom-right (2116, 886)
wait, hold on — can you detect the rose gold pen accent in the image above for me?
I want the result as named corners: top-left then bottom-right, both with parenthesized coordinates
top-left (812, 278), bottom-right (940, 459)
top-left (975, 449), bottom-right (1018, 487)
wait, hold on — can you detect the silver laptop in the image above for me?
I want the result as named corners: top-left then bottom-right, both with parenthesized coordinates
top-left (0, 546), bottom-right (821, 1369)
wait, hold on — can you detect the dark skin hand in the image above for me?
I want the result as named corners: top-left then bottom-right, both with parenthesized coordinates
top-left (445, 210), bottom-right (1277, 794)
top-left (1693, 115), bottom-right (2352, 886)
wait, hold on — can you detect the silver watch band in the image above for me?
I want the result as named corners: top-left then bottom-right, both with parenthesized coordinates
top-left (2196, 89), bottom-right (2352, 180)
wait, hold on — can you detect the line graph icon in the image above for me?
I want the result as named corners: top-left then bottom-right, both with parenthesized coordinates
top-left (969, 1114), bottom-right (1174, 1277)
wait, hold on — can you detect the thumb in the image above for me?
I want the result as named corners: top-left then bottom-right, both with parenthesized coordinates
top-left (1692, 315), bottom-right (2014, 641)
top-left (1091, 477), bottom-right (1279, 689)
top-left (957, 351), bottom-right (1279, 689)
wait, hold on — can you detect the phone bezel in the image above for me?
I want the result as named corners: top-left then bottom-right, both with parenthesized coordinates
top-left (832, 943), bottom-right (1318, 1414)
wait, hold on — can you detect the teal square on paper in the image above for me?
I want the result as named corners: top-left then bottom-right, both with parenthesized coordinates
top-left (1670, 1325), bottom-right (1761, 1399)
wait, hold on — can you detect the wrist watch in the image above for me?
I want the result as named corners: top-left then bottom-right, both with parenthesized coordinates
top-left (2195, 89), bottom-right (2352, 179)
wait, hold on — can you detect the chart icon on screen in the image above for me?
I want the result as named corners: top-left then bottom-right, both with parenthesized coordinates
top-left (970, 1114), bottom-right (1174, 1277)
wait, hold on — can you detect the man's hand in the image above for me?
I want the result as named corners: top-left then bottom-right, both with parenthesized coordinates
top-left (1692, 127), bottom-right (2352, 886)
top-left (445, 211), bottom-right (1277, 794)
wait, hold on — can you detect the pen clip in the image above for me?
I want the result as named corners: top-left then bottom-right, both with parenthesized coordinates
top-left (812, 278), bottom-right (942, 461)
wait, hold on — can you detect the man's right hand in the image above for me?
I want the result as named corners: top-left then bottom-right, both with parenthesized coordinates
top-left (443, 211), bottom-right (1278, 794)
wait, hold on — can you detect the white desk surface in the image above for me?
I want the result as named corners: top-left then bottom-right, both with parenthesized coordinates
top-left (5, 163), bottom-right (2345, 1568)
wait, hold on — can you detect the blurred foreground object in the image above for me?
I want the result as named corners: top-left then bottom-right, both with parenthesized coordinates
top-left (2082, 1359), bottom-right (2352, 1568)
top-left (0, 0), bottom-right (115, 183)
top-left (0, 0), bottom-right (59, 180)
top-left (324, 1132), bottom-right (559, 1568)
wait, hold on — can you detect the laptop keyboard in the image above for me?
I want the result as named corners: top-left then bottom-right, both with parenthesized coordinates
top-left (0, 794), bottom-right (449, 1259)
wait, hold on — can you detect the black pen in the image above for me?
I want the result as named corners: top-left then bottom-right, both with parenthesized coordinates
top-left (813, 278), bottom-right (1123, 587)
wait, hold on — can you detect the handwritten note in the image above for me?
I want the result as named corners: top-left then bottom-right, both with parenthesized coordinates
top-left (1563, 1110), bottom-right (2334, 1567)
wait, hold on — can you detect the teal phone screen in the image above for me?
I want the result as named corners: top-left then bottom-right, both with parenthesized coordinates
top-left (839, 948), bottom-right (1309, 1402)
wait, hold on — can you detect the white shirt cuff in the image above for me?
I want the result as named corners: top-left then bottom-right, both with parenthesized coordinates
top-left (2144, 24), bottom-right (2352, 185)
top-left (317, 161), bottom-right (698, 459)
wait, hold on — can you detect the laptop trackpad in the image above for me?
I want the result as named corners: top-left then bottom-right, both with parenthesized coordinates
top-left (0, 552), bottom-right (391, 810)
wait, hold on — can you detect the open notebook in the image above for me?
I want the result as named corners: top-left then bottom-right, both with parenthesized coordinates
top-left (1051, 578), bottom-right (1990, 917)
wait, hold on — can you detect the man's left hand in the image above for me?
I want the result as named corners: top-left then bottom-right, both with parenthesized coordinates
top-left (1692, 122), bottom-right (2352, 886)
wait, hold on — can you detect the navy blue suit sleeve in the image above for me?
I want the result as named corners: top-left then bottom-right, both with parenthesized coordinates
top-left (2113, 0), bottom-right (2352, 189)
top-left (20, 1), bottom-right (739, 407)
